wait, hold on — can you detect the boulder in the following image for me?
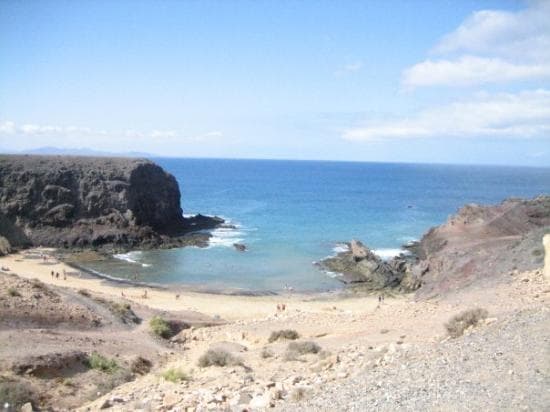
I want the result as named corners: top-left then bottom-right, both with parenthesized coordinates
top-left (0, 235), bottom-right (11, 256)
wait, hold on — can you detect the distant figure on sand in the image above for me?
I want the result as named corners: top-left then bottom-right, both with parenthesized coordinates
top-left (121, 290), bottom-right (125, 297)
top-left (51, 270), bottom-right (54, 279)
top-left (175, 294), bottom-right (180, 300)
top-left (55, 272), bottom-right (59, 279)
top-left (142, 289), bottom-right (148, 299)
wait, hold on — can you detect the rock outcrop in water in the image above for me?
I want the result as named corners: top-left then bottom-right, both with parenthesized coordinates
top-left (321, 196), bottom-right (550, 295)
top-left (0, 155), bottom-right (222, 250)
top-left (319, 240), bottom-right (410, 289)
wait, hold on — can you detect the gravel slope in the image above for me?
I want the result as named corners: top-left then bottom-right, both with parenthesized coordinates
top-left (291, 307), bottom-right (550, 412)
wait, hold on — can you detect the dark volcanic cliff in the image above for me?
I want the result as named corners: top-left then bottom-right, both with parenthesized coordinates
top-left (0, 155), bottom-right (222, 250)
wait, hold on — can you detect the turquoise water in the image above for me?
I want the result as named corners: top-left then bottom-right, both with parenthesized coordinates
top-left (83, 159), bottom-right (550, 292)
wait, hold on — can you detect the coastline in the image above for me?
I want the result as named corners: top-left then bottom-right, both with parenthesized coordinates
top-left (0, 248), bottom-right (374, 321)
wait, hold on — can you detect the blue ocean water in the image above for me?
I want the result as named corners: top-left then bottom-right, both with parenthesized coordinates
top-left (83, 159), bottom-right (550, 292)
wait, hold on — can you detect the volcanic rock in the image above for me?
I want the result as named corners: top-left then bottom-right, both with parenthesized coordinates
top-left (0, 155), bottom-right (222, 250)
top-left (319, 240), bottom-right (404, 289)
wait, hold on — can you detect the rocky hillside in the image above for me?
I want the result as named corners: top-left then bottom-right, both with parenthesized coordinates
top-left (321, 196), bottom-right (549, 297)
top-left (0, 155), bottom-right (221, 251)
top-left (413, 195), bottom-right (549, 298)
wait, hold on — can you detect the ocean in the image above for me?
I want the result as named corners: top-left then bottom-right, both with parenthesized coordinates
top-left (81, 159), bottom-right (550, 292)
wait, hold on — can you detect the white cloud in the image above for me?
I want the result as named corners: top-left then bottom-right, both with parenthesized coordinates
top-left (0, 121), bottom-right (16, 134)
top-left (150, 129), bottom-right (177, 138)
top-left (402, 1), bottom-right (550, 88)
top-left (335, 61), bottom-right (363, 76)
top-left (0, 122), bottom-right (224, 143)
top-left (403, 56), bottom-right (550, 88)
top-left (434, 1), bottom-right (550, 61)
top-left (343, 89), bottom-right (550, 141)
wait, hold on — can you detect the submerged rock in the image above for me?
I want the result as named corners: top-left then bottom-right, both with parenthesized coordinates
top-left (233, 243), bottom-right (247, 252)
top-left (0, 155), bottom-right (223, 251)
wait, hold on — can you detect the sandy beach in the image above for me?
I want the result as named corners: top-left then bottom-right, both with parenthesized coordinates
top-left (0, 248), bottom-right (383, 321)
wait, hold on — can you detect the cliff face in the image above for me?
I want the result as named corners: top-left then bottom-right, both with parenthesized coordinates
top-left (0, 155), bottom-right (221, 250)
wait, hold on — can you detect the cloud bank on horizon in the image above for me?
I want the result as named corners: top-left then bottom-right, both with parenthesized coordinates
top-left (345, 0), bottom-right (550, 142)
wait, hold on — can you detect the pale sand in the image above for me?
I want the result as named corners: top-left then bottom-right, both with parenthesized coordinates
top-left (0, 248), bottom-right (384, 321)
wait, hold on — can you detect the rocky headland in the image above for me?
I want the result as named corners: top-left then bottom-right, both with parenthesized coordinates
top-left (0, 155), bottom-right (223, 253)
top-left (320, 196), bottom-right (550, 296)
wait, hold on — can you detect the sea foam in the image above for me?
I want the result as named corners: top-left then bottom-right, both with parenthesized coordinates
top-left (114, 251), bottom-right (151, 267)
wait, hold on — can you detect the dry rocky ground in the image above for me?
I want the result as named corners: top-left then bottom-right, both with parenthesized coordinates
top-left (1, 250), bottom-right (549, 411)
top-left (75, 268), bottom-right (549, 412)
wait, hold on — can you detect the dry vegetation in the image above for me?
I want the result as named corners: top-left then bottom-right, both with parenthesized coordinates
top-left (161, 368), bottom-right (192, 383)
top-left (268, 329), bottom-right (300, 343)
top-left (445, 308), bottom-right (489, 338)
top-left (198, 349), bottom-right (243, 368)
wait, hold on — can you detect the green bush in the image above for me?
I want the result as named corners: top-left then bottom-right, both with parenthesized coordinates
top-left (161, 368), bottom-right (191, 383)
top-left (87, 352), bottom-right (119, 373)
top-left (268, 329), bottom-right (300, 343)
top-left (149, 316), bottom-right (172, 338)
top-left (445, 308), bottom-right (489, 338)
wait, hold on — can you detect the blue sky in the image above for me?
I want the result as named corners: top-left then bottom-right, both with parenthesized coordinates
top-left (1, 0), bottom-right (549, 166)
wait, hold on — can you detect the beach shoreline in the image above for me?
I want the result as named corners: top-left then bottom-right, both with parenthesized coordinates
top-left (0, 248), bottom-right (379, 321)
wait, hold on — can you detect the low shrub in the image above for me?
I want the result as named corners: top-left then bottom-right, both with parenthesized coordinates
top-left (130, 356), bottom-right (152, 375)
top-left (94, 369), bottom-right (133, 396)
top-left (110, 302), bottom-right (140, 324)
top-left (290, 386), bottom-right (309, 402)
top-left (78, 289), bottom-right (91, 297)
top-left (161, 368), bottom-right (191, 383)
top-left (87, 352), bottom-right (119, 373)
top-left (261, 347), bottom-right (274, 359)
top-left (31, 278), bottom-right (47, 290)
top-left (7, 287), bottom-right (21, 297)
top-left (198, 349), bottom-right (242, 368)
top-left (268, 329), bottom-right (300, 343)
top-left (287, 341), bottom-right (321, 355)
top-left (0, 379), bottom-right (36, 410)
top-left (445, 308), bottom-right (489, 338)
top-left (149, 316), bottom-right (172, 338)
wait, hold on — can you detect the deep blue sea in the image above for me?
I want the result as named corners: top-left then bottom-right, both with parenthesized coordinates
top-left (82, 159), bottom-right (550, 292)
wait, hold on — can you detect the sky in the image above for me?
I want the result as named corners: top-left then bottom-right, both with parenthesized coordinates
top-left (1, 0), bottom-right (549, 166)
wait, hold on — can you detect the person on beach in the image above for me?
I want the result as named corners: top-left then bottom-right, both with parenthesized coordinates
top-left (142, 289), bottom-right (148, 299)
top-left (55, 272), bottom-right (59, 279)
top-left (51, 270), bottom-right (54, 279)
top-left (175, 294), bottom-right (180, 300)
top-left (121, 290), bottom-right (125, 297)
